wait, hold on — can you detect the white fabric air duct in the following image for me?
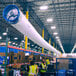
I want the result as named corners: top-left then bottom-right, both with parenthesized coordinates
top-left (3, 5), bottom-right (61, 55)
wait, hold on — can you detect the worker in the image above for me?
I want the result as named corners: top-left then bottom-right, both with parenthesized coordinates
top-left (40, 58), bottom-right (47, 76)
top-left (0, 70), bottom-right (2, 76)
top-left (46, 58), bottom-right (50, 65)
top-left (8, 66), bottom-right (13, 76)
top-left (28, 60), bottom-right (38, 76)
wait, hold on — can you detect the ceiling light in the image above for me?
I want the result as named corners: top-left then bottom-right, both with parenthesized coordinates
top-left (56, 36), bottom-right (59, 39)
top-left (38, 47), bottom-right (40, 49)
top-left (13, 42), bottom-right (15, 45)
top-left (8, 41), bottom-right (11, 43)
top-left (19, 45), bottom-right (21, 46)
top-left (40, 6), bottom-right (48, 10)
top-left (14, 37), bottom-right (18, 40)
top-left (22, 40), bottom-right (24, 43)
top-left (35, 46), bottom-right (37, 48)
top-left (47, 18), bottom-right (53, 22)
top-left (0, 36), bottom-right (2, 39)
top-left (28, 43), bottom-right (30, 45)
top-left (32, 45), bottom-right (34, 46)
top-left (51, 26), bottom-right (56, 30)
top-left (3, 32), bottom-right (7, 36)
top-left (16, 44), bottom-right (18, 46)
top-left (53, 32), bottom-right (58, 35)
top-left (57, 38), bottom-right (60, 42)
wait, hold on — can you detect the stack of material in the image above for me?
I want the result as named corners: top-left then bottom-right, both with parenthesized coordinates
top-left (34, 55), bottom-right (40, 62)
top-left (17, 52), bottom-right (25, 63)
top-left (16, 64), bottom-right (21, 68)
top-left (9, 52), bottom-right (14, 64)
top-left (25, 56), bottom-right (29, 63)
top-left (28, 54), bottom-right (33, 62)
top-left (0, 53), bottom-right (5, 56)
top-left (12, 64), bottom-right (21, 69)
top-left (14, 53), bottom-right (18, 63)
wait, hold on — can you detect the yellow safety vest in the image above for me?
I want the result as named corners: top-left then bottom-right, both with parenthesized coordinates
top-left (46, 59), bottom-right (50, 65)
top-left (28, 65), bottom-right (37, 76)
top-left (40, 63), bottom-right (47, 73)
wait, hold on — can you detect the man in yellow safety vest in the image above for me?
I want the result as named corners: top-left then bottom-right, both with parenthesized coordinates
top-left (28, 61), bottom-right (38, 76)
top-left (46, 58), bottom-right (50, 65)
top-left (40, 59), bottom-right (47, 76)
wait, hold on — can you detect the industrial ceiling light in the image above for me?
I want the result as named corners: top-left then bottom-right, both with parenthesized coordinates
top-left (14, 37), bottom-right (18, 40)
top-left (53, 32), bottom-right (58, 35)
top-left (22, 40), bottom-right (24, 42)
top-left (35, 46), bottom-right (37, 48)
top-left (0, 36), bottom-right (2, 39)
top-left (13, 42), bottom-right (15, 45)
top-left (40, 6), bottom-right (48, 10)
top-left (38, 47), bottom-right (40, 49)
top-left (47, 18), bottom-right (53, 22)
top-left (56, 36), bottom-right (59, 39)
top-left (16, 44), bottom-right (18, 46)
top-left (3, 32), bottom-right (7, 36)
top-left (51, 26), bottom-right (56, 30)
top-left (8, 41), bottom-right (11, 43)
top-left (32, 45), bottom-right (34, 46)
top-left (28, 43), bottom-right (30, 45)
top-left (71, 43), bottom-right (76, 53)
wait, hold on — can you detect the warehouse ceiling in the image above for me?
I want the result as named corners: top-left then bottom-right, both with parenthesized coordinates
top-left (0, 0), bottom-right (76, 53)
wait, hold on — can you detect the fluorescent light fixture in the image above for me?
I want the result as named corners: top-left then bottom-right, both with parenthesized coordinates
top-left (19, 45), bottom-right (21, 46)
top-left (51, 26), bottom-right (56, 30)
top-left (53, 32), bottom-right (58, 35)
top-left (28, 43), bottom-right (30, 45)
top-left (71, 43), bottom-right (76, 53)
top-left (22, 40), bottom-right (24, 42)
top-left (47, 18), bottom-right (53, 22)
top-left (3, 32), bottom-right (7, 36)
top-left (56, 36), bottom-right (59, 39)
top-left (32, 45), bottom-right (34, 46)
top-left (40, 6), bottom-right (48, 10)
top-left (14, 37), bottom-right (18, 40)
top-left (58, 40), bottom-right (65, 53)
top-left (35, 46), bottom-right (37, 48)
top-left (13, 42), bottom-right (15, 45)
top-left (0, 36), bottom-right (2, 39)
top-left (38, 47), bottom-right (40, 49)
top-left (16, 44), bottom-right (18, 45)
top-left (8, 41), bottom-right (11, 43)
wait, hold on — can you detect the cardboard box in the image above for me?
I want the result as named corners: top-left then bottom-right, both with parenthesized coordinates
top-left (0, 53), bottom-right (5, 56)
top-left (28, 54), bottom-right (33, 62)
top-left (14, 53), bottom-right (18, 63)
top-left (12, 64), bottom-right (17, 68)
top-left (34, 55), bottom-right (40, 62)
top-left (17, 52), bottom-right (25, 63)
top-left (16, 64), bottom-right (21, 68)
top-left (25, 56), bottom-right (29, 63)
top-left (9, 52), bottom-right (14, 64)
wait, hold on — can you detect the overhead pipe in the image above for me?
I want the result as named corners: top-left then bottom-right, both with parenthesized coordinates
top-left (3, 5), bottom-right (61, 56)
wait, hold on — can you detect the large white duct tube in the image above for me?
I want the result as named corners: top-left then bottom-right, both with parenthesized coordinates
top-left (3, 5), bottom-right (61, 55)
